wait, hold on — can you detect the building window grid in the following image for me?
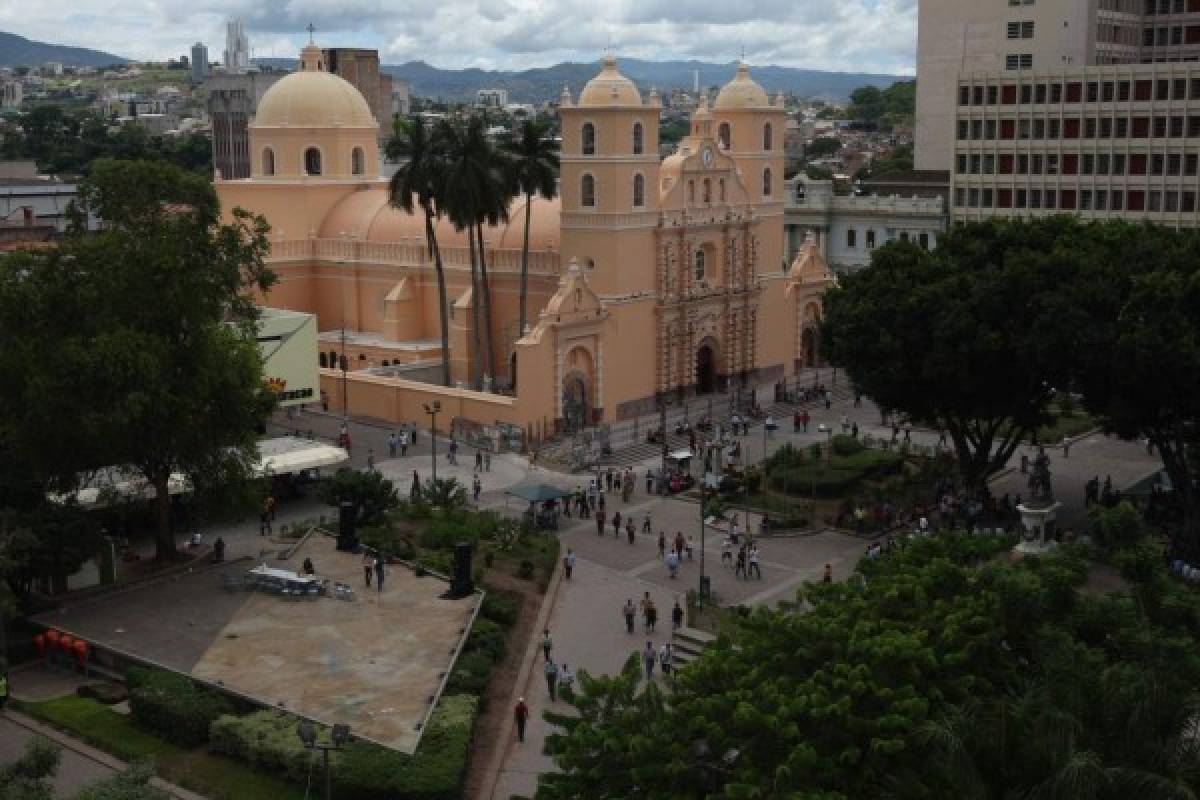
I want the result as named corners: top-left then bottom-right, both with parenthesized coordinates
top-left (954, 69), bottom-right (1200, 218)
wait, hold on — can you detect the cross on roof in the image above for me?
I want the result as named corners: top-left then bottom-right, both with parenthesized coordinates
top-left (306, 23), bottom-right (316, 43)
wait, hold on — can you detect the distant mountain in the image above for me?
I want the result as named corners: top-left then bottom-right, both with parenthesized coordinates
top-left (252, 57), bottom-right (904, 104)
top-left (0, 31), bottom-right (129, 68)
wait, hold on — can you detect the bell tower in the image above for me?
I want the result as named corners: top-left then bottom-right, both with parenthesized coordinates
top-left (558, 55), bottom-right (661, 295)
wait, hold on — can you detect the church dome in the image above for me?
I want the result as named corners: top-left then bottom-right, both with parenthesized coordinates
top-left (254, 44), bottom-right (376, 128)
top-left (714, 62), bottom-right (770, 110)
top-left (578, 55), bottom-right (642, 107)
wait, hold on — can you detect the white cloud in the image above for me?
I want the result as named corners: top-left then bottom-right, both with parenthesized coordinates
top-left (0, 0), bottom-right (916, 74)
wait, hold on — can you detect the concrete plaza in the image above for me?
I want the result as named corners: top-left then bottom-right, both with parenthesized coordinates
top-left (34, 534), bottom-right (477, 754)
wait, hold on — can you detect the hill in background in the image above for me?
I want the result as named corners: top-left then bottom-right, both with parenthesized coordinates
top-left (253, 57), bottom-right (904, 103)
top-left (0, 31), bottom-right (129, 68)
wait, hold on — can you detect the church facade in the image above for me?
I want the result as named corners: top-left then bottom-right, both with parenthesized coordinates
top-left (216, 44), bottom-right (834, 439)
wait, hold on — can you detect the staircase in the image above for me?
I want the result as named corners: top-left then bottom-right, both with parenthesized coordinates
top-left (672, 626), bottom-right (717, 667)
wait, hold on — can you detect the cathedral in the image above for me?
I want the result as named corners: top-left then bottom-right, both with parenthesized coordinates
top-left (216, 43), bottom-right (834, 438)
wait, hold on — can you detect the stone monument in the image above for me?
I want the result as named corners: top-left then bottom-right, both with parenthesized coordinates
top-left (1015, 447), bottom-right (1061, 554)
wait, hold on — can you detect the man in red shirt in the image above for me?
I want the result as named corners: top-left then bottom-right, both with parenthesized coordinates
top-left (800, 410), bottom-right (810, 433)
top-left (514, 697), bottom-right (530, 743)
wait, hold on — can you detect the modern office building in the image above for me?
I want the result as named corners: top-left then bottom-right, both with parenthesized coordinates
top-left (917, 0), bottom-right (1200, 225)
top-left (204, 70), bottom-right (285, 179)
top-left (321, 48), bottom-right (394, 139)
top-left (476, 88), bottom-right (509, 108)
top-left (191, 43), bottom-right (209, 83)
top-left (224, 19), bottom-right (250, 73)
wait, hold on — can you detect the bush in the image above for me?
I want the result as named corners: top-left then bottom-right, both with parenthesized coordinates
top-left (463, 618), bottom-right (506, 663)
top-left (127, 669), bottom-right (233, 747)
top-left (768, 449), bottom-right (903, 498)
top-left (1091, 501), bottom-right (1146, 551)
top-left (330, 694), bottom-right (477, 800)
top-left (480, 590), bottom-right (520, 627)
top-left (445, 650), bottom-right (494, 696)
top-left (517, 560), bottom-right (535, 580)
top-left (830, 434), bottom-right (865, 457)
top-left (209, 710), bottom-right (311, 782)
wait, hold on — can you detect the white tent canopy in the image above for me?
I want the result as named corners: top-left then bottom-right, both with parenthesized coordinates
top-left (50, 437), bottom-right (349, 510)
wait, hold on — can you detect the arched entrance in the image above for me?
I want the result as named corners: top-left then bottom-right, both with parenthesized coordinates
top-left (801, 327), bottom-right (818, 368)
top-left (696, 340), bottom-right (718, 394)
top-left (562, 373), bottom-right (589, 433)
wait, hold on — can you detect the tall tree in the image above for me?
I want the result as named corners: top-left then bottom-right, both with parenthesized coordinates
top-left (438, 117), bottom-right (499, 386)
top-left (501, 119), bottom-right (560, 357)
top-left (473, 124), bottom-right (510, 388)
top-left (387, 117), bottom-right (452, 387)
top-left (822, 216), bottom-right (1085, 492)
top-left (0, 159), bottom-right (276, 561)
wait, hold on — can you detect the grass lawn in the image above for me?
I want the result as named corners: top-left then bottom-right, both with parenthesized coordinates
top-left (18, 696), bottom-right (306, 800)
top-left (1033, 410), bottom-right (1098, 445)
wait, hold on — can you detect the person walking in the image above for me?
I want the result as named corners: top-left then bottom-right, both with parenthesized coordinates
top-left (1062, 435), bottom-right (1071, 458)
top-left (557, 663), bottom-right (574, 695)
top-left (823, 563), bottom-right (832, 584)
top-left (544, 658), bottom-right (558, 701)
top-left (748, 545), bottom-right (762, 579)
top-left (595, 509), bottom-right (606, 537)
top-left (399, 429), bottom-right (409, 456)
top-left (666, 549), bottom-right (680, 579)
top-left (800, 410), bottom-right (810, 433)
top-left (642, 514), bottom-right (652, 534)
top-left (626, 519), bottom-right (636, 544)
top-left (475, 449), bottom-right (484, 471)
top-left (484, 450), bottom-right (492, 472)
top-left (657, 531), bottom-right (666, 559)
top-left (643, 641), bottom-right (657, 680)
top-left (363, 552), bottom-right (374, 588)
top-left (735, 547), bottom-right (747, 579)
top-left (514, 698), bottom-right (529, 743)
top-left (721, 537), bottom-right (733, 567)
top-left (388, 432), bottom-right (398, 458)
top-left (646, 599), bottom-right (658, 632)
top-left (374, 556), bottom-right (385, 592)
top-left (659, 643), bottom-right (673, 677)
top-left (612, 510), bottom-right (622, 538)
top-left (563, 549), bottom-right (576, 580)
top-left (473, 474), bottom-right (482, 503)
top-left (541, 628), bottom-right (553, 662)
top-left (367, 449), bottom-right (376, 472)
top-left (672, 600), bottom-right (684, 631)
top-left (623, 598), bottom-right (636, 633)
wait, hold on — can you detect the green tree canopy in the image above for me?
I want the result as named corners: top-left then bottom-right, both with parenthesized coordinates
top-left (539, 534), bottom-right (1200, 799)
top-left (805, 136), bottom-right (842, 159)
top-left (0, 160), bottom-right (275, 560)
top-left (822, 217), bottom-right (1088, 490)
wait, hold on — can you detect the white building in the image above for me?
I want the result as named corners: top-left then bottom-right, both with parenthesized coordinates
top-left (0, 80), bottom-right (21, 109)
top-left (784, 177), bottom-right (946, 272)
top-left (475, 88), bottom-right (508, 108)
top-left (224, 19), bottom-right (250, 73)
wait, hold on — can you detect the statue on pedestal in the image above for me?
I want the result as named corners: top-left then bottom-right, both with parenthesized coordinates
top-left (1027, 446), bottom-right (1054, 505)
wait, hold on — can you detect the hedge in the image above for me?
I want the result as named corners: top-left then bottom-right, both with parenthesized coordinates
top-left (480, 590), bottom-right (520, 627)
top-left (768, 449), bottom-right (904, 498)
top-left (208, 694), bottom-right (478, 800)
top-left (126, 668), bottom-right (233, 747)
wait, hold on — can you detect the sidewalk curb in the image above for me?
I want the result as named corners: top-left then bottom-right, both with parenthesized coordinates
top-left (2, 709), bottom-right (208, 800)
top-left (474, 553), bottom-right (567, 800)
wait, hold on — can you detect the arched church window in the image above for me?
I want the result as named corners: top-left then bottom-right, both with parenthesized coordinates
top-left (633, 173), bottom-right (645, 208)
top-left (688, 180), bottom-right (695, 205)
top-left (763, 122), bottom-right (773, 151)
top-left (318, 352), bottom-right (328, 368)
top-left (763, 167), bottom-right (772, 197)
top-left (304, 147), bottom-right (322, 176)
top-left (582, 123), bottom-right (596, 155)
top-left (719, 178), bottom-right (726, 202)
top-left (718, 122), bottom-right (731, 149)
top-left (703, 179), bottom-right (711, 204)
top-left (351, 146), bottom-right (365, 175)
top-left (586, 258), bottom-right (596, 269)
top-left (632, 122), bottom-right (644, 155)
top-left (581, 174), bottom-right (596, 207)
top-left (262, 147), bottom-right (275, 176)
top-left (694, 249), bottom-right (706, 281)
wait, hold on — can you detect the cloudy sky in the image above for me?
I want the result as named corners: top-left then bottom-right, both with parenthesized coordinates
top-left (0, 0), bottom-right (917, 74)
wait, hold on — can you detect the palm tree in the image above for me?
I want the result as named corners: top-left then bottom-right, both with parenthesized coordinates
top-left (501, 119), bottom-right (560, 353)
top-left (437, 117), bottom-right (494, 387)
top-left (386, 117), bottom-right (451, 387)
top-left (472, 124), bottom-right (511, 390)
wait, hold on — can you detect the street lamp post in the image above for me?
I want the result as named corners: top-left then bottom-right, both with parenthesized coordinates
top-left (297, 721), bottom-right (350, 800)
top-left (699, 480), bottom-right (708, 605)
top-left (424, 401), bottom-right (441, 483)
top-left (339, 327), bottom-right (348, 422)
